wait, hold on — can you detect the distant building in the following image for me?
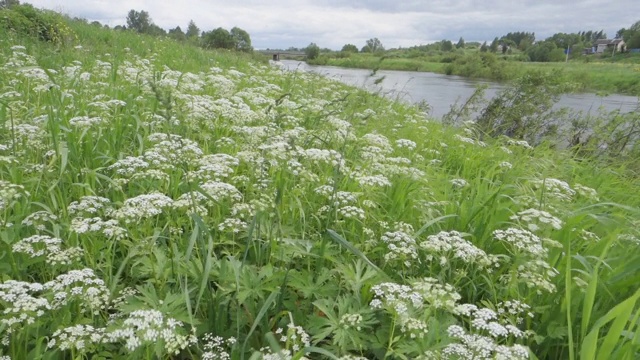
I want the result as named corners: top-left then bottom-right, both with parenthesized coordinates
top-left (594, 39), bottom-right (626, 54)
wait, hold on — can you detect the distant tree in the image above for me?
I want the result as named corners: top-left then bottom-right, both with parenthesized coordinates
top-left (0, 0), bottom-right (19, 8)
top-left (114, 25), bottom-right (126, 31)
top-left (616, 28), bottom-right (626, 39)
top-left (186, 20), bottom-right (200, 39)
top-left (622, 20), bottom-right (640, 48)
top-left (480, 41), bottom-right (488, 52)
top-left (363, 37), bottom-right (384, 53)
top-left (490, 37), bottom-right (499, 52)
top-left (147, 24), bottom-right (166, 37)
top-left (91, 21), bottom-right (102, 27)
top-left (526, 41), bottom-right (564, 62)
top-left (203, 27), bottom-right (235, 49)
top-left (455, 37), bottom-right (465, 49)
top-left (341, 44), bottom-right (358, 53)
top-left (230, 27), bottom-right (252, 52)
top-left (441, 40), bottom-right (453, 51)
top-left (501, 31), bottom-right (535, 49)
top-left (546, 32), bottom-right (581, 50)
top-left (305, 42), bottom-right (320, 60)
top-left (169, 26), bottom-right (187, 42)
top-left (126, 9), bottom-right (152, 34)
top-left (627, 31), bottom-right (640, 49)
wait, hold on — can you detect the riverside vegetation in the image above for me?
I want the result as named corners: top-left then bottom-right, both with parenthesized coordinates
top-left (306, 26), bottom-right (640, 96)
top-left (1, 6), bottom-right (640, 360)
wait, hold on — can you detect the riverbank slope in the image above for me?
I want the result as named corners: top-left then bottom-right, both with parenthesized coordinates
top-left (1, 7), bottom-right (640, 360)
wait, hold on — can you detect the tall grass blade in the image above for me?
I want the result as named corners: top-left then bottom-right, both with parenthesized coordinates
top-left (580, 288), bottom-right (640, 360)
top-left (241, 290), bottom-right (279, 357)
top-left (326, 229), bottom-right (388, 279)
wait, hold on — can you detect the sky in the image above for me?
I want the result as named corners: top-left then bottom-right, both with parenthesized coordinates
top-left (27, 0), bottom-right (638, 50)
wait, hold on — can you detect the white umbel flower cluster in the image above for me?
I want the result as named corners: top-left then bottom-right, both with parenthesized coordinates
top-left (381, 231), bottom-right (418, 266)
top-left (510, 208), bottom-right (563, 232)
top-left (420, 231), bottom-right (492, 267)
top-left (104, 309), bottom-right (197, 355)
top-left (12, 235), bottom-right (83, 266)
top-left (114, 192), bottom-right (174, 222)
top-left (44, 268), bottom-right (111, 314)
top-left (47, 324), bottom-right (106, 352)
top-left (531, 178), bottom-right (576, 202)
top-left (201, 334), bottom-right (236, 360)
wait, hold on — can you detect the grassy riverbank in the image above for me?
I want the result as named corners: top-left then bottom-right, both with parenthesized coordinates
top-left (309, 52), bottom-right (640, 96)
top-left (1, 7), bottom-right (640, 360)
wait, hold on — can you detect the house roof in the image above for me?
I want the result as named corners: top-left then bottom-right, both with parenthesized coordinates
top-left (594, 39), bottom-right (624, 45)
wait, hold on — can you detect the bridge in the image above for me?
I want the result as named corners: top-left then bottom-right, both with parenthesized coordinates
top-left (256, 50), bottom-right (306, 61)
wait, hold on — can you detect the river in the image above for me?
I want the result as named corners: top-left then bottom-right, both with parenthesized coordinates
top-left (279, 60), bottom-right (639, 119)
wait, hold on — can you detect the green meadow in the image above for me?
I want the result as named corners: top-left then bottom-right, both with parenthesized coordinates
top-left (1, 7), bottom-right (640, 360)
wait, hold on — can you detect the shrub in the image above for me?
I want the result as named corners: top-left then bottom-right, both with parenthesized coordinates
top-left (0, 4), bottom-right (75, 44)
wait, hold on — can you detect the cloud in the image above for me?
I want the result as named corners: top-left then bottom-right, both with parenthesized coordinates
top-left (27, 0), bottom-right (639, 49)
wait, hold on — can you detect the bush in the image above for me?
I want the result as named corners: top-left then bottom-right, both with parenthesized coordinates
top-left (0, 4), bottom-right (75, 44)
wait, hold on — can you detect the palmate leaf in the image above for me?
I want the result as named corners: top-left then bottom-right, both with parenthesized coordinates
top-left (326, 229), bottom-right (389, 280)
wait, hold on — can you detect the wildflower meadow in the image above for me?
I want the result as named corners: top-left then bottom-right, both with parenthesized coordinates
top-left (1, 10), bottom-right (639, 360)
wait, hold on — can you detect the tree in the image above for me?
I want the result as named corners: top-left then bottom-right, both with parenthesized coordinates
top-left (526, 41), bottom-right (564, 62)
top-left (202, 28), bottom-right (235, 49)
top-left (230, 27), bottom-right (252, 52)
top-left (186, 20), bottom-right (200, 39)
top-left (126, 9), bottom-right (151, 34)
top-left (363, 38), bottom-right (384, 53)
top-left (441, 40), bottom-right (453, 51)
top-left (622, 20), bottom-right (640, 48)
top-left (500, 31), bottom-right (535, 49)
top-left (456, 37), bottom-right (465, 49)
top-left (341, 44), bottom-right (358, 53)
top-left (168, 26), bottom-right (186, 42)
top-left (147, 24), bottom-right (166, 37)
top-left (305, 42), bottom-right (320, 60)
top-left (627, 31), bottom-right (640, 50)
top-left (480, 41), bottom-right (488, 52)
top-left (490, 37), bottom-right (499, 53)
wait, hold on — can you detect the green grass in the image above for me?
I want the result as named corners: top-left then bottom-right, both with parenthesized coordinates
top-left (1, 11), bottom-right (640, 360)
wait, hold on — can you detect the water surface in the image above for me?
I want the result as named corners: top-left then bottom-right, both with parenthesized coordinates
top-left (280, 60), bottom-right (639, 119)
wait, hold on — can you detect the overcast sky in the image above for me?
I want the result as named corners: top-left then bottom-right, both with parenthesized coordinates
top-left (28, 0), bottom-right (638, 50)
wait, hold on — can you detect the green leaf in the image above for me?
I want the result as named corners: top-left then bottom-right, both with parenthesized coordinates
top-left (326, 229), bottom-right (388, 280)
top-left (303, 346), bottom-right (340, 360)
top-left (242, 289), bottom-right (280, 355)
top-left (580, 288), bottom-right (640, 360)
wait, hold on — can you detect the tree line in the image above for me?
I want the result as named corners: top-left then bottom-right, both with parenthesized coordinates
top-left (311, 18), bottom-right (640, 63)
top-left (115, 9), bottom-right (253, 52)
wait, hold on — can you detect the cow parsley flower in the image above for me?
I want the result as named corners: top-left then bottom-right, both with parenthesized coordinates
top-left (104, 309), bottom-right (197, 355)
top-left (114, 192), bottom-right (174, 222)
top-left (450, 178), bottom-right (468, 189)
top-left (44, 268), bottom-right (110, 314)
top-left (420, 231), bottom-right (492, 267)
top-left (396, 139), bottom-right (417, 150)
top-left (21, 211), bottom-right (58, 230)
top-left (510, 208), bottom-right (563, 232)
top-left (48, 324), bottom-right (106, 352)
top-left (381, 231), bottom-right (418, 266)
top-left (531, 178), bottom-right (575, 202)
top-left (201, 334), bottom-right (236, 360)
